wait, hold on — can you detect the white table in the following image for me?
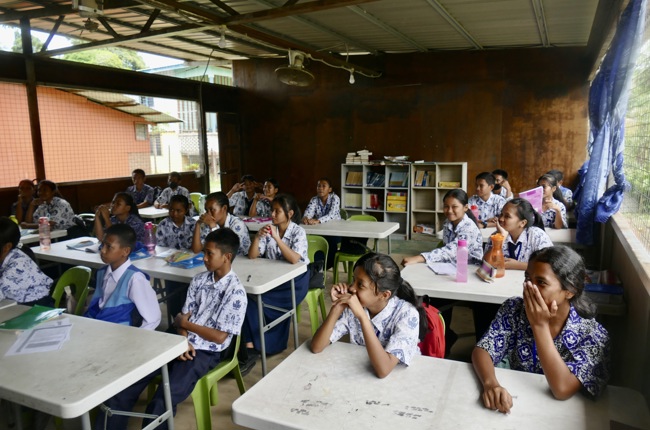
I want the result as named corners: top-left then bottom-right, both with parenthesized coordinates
top-left (32, 238), bottom-right (308, 375)
top-left (402, 263), bottom-right (522, 304)
top-left (19, 228), bottom-right (67, 245)
top-left (0, 305), bottom-right (187, 430)
top-left (232, 342), bottom-right (650, 430)
top-left (303, 220), bottom-right (400, 254)
top-left (436, 228), bottom-right (577, 245)
top-left (139, 207), bottom-right (169, 220)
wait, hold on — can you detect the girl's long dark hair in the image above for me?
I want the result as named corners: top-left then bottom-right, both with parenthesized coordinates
top-left (529, 245), bottom-right (596, 319)
top-left (113, 192), bottom-right (140, 217)
top-left (0, 217), bottom-right (37, 262)
top-left (538, 174), bottom-right (568, 208)
top-left (354, 253), bottom-right (428, 340)
top-left (443, 188), bottom-right (477, 224)
top-left (205, 191), bottom-right (230, 211)
top-left (506, 198), bottom-right (545, 230)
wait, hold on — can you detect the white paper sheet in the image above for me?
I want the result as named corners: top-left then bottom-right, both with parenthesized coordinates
top-left (426, 262), bottom-right (457, 276)
top-left (5, 317), bottom-right (72, 356)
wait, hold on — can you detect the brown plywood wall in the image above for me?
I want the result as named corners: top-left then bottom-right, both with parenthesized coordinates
top-left (234, 48), bottom-right (590, 209)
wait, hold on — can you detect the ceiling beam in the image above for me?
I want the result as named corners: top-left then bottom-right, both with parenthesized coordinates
top-left (140, 8), bottom-right (161, 33)
top-left (530, 0), bottom-right (550, 47)
top-left (41, 15), bottom-right (65, 51)
top-left (424, 0), bottom-right (482, 49)
top-left (98, 16), bottom-right (120, 37)
top-left (0, 0), bottom-right (138, 23)
top-left (347, 5), bottom-right (426, 52)
top-left (207, 0), bottom-right (239, 16)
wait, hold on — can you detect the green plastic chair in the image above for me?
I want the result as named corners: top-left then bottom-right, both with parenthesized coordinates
top-left (300, 235), bottom-right (329, 335)
top-left (147, 335), bottom-right (246, 430)
top-left (51, 266), bottom-right (92, 315)
top-left (9, 215), bottom-right (18, 224)
top-left (339, 208), bottom-right (349, 220)
top-left (333, 215), bottom-right (377, 284)
top-left (189, 192), bottom-right (203, 213)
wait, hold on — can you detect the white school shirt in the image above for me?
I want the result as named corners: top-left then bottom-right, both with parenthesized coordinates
top-left (33, 196), bottom-right (76, 230)
top-left (256, 221), bottom-right (309, 263)
top-left (0, 248), bottom-right (52, 303)
top-left (303, 193), bottom-right (341, 223)
top-left (421, 214), bottom-right (483, 264)
top-left (199, 213), bottom-right (251, 256)
top-left (468, 194), bottom-right (506, 221)
top-left (155, 186), bottom-right (190, 206)
top-left (485, 226), bottom-right (553, 262)
top-left (99, 260), bottom-right (161, 330)
top-left (541, 198), bottom-right (568, 229)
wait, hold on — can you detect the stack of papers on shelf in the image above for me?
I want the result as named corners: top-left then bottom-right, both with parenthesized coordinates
top-left (345, 152), bottom-right (357, 163)
top-left (345, 150), bottom-right (373, 164)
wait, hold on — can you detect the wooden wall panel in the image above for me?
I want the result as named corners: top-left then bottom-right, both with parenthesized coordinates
top-left (234, 48), bottom-right (590, 209)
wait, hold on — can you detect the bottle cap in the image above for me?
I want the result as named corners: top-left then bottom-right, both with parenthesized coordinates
top-left (470, 205), bottom-right (478, 209)
top-left (145, 221), bottom-right (153, 229)
top-left (458, 239), bottom-right (467, 246)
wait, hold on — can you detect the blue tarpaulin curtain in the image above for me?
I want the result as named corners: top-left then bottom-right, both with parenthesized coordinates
top-left (574, 0), bottom-right (647, 245)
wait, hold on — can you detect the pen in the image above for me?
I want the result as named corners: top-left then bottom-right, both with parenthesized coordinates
top-left (247, 275), bottom-right (252, 281)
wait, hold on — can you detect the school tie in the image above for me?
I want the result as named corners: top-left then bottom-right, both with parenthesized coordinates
top-left (507, 242), bottom-right (522, 260)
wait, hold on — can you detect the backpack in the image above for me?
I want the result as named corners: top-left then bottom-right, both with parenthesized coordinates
top-left (418, 295), bottom-right (445, 358)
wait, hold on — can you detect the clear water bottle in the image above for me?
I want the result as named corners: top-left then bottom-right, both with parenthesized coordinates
top-left (456, 239), bottom-right (468, 283)
top-left (143, 222), bottom-right (156, 255)
top-left (198, 194), bottom-right (206, 215)
top-left (38, 216), bottom-right (51, 251)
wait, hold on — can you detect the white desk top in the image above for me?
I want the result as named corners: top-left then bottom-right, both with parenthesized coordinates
top-left (0, 306), bottom-right (187, 419)
top-left (233, 342), bottom-right (650, 430)
top-left (139, 206), bottom-right (169, 219)
top-left (402, 263), bottom-right (522, 304)
top-left (19, 228), bottom-right (67, 245)
top-left (436, 228), bottom-right (577, 244)
top-left (33, 238), bottom-right (307, 296)
top-left (302, 220), bottom-right (399, 239)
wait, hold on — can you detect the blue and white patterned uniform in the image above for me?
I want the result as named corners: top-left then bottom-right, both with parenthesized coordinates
top-left (156, 216), bottom-right (196, 250)
top-left (33, 196), bottom-right (76, 230)
top-left (199, 213), bottom-right (250, 256)
top-left (541, 198), bottom-right (568, 229)
top-left (126, 184), bottom-right (154, 206)
top-left (155, 186), bottom-right (190, 206)
top-left (330, 296), bottom-right (420, 365)
top-left (0, 248), bottom-right (53, 303)
top-left (421, 214), bottom-right (483, 264)
top-left (109, 214), bottom-right (145, 243)
top-left (254, 199), bottom-right (272, 218)
top-left (182, 270), bottom-right (247, 352)
top-left (468, 194), bottom-right (506, 222)
top-left (303, 193), bottom-right (341, 223)
top-left (476, 297), bottom-right (610, 397)
top-left (497, 187), bottom-right (513, 201)
top-left (485, 226), bottom-right (553, 262)
top-left (255, 221), bottom-right (309, 263)
top-left (560, 186), bottom-right (573, 206)
top-left (229, 191), bottom-right (255, 217)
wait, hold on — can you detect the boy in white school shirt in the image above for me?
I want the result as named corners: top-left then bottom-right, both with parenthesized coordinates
top-left (84, 224), bottom-right (160, 329)
top-left (95, 228), bottom-right (247, 430)
top-left (468, 172), bottom-right (507, 230)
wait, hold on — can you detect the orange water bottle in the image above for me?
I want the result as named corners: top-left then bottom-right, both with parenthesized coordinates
top-left (483, 233), bottom-right (506, 278)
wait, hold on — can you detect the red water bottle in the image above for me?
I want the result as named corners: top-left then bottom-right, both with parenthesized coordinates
top-left (470, 204), bottom-right (479, 220)
top-left (143, 222), bottom-right (156, 255)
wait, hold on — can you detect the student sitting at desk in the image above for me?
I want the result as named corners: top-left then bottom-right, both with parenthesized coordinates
top-left (93, 192), bottom-right (145, 243)
top-left (468, 172), bottom-right (507, 229)
top-left (227, 174), bottom-right (260, 216)
top-left (154, 171), bottom-right (190, 209)
top-left (192, 192), bottom-right (250, 256)
top-left (472, 246), bottom-right (610, 414)
top-left (249, 177), bottom-right (279, 217)
top-left (125, 168), bottom-right (154, 209)
top-left (11, 179), bottom-right (36, 224)
top-left (0, 217), bottom-right (53, 306)
top-left (311, 253), bottom-right (427, 378)
top-left (244, 194), bottom-right (310, 357)
top-left (21, 180), bottom-right (76, 231)
top-left (302, 177), bottom-right (341, 225)
top-left (95, 228), bottom-right (247, 430)
top-left (547, 169), bottom-right (574, 209)
top-left (538, 173), bottom-right (569, 229)
top-left (84, 224), bottom-right (161, 330)
top-left (492, 169), bottom-right (513, 201)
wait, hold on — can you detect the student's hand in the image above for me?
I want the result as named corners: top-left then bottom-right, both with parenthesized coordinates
top-left (501, 179), bottom-right (512, 194)
top-left (174, 311), bottom-right (191, 330)
top-left (154, 201), bottom-right (162, 209)
top-left (268, 224), bottom-right (281, 241)
top-left (401, 255), bottom-right (424, 266)
top-left (179, 342), bottom-right (196, 361)
top-left (330, 283), bottom-right (349, 302)
top-left (523, 281), bottom-right (557, 329)
top-left (198, 212), bottom-right (217, 229)
top-left (336, 292), bottom-right (364, 319)
top-left (230, 182), bottom-right (244, 193)
top-left (96, 205), bottom-right (110, 220)
top-left (481, 382), bottom-right (513, 414)
top-left (495, 218), bottom-right (508, 236)
top-left (503, 257), bottom-right (516, 269)
top-left (257, 225), bottom-right (272, 240)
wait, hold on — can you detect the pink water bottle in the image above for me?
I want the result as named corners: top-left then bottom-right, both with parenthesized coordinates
top-left (38, 217), bottom-right (51, 251)
top-left (470, 204), bottom-right (479, 220)
top-left (143, 222), bottom-right (156, 255)
top-left (456, 239), bottom-right (468, 283)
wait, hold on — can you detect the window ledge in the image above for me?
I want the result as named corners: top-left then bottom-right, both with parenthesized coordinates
top-left (611, 213), bottom-right (650, 289)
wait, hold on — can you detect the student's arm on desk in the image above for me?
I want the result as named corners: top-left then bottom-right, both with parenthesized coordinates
top-left (471, 347), bottom-right (513, 414)
top-left (504, 259), bottom-right (528, 270)
top-left (311, 284), bottom-right (348, 353)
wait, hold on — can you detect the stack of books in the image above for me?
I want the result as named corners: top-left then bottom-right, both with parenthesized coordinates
top-left (386, 192), bottom-right (407, 212)
top-left (345, 193), bottom-right (363, 208)
top-left (345, 150), bottom-right (373, 164)
top-left (388, 171), bottom-right (409, 187)
top-left (366, 172), bottom-right (385, 187)
top-left (413, 170), bottom-right (436, 187)
top-left (345, 171), bottom-right (363, 186)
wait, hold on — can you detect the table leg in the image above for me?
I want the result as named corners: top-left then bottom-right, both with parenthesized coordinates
top-left (388, 236), bottom-right (392, 254)
top-left (80, 412), bottom-right (91, 430)
top-left (161, 363), bottom-right (174, 430)
top-left (257, 294), bottom-right (267, 375)
top-left (291, 278), bottom-right (298, 349)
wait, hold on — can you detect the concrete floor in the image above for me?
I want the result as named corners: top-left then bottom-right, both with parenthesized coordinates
top-left (26, 238), bottom-right (479, 430)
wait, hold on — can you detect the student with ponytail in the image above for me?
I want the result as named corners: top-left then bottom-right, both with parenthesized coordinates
top-left (311, 253), bottom-right (426, 378)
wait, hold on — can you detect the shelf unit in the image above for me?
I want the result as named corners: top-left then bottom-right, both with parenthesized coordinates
top-left (410, 162), bottom-right (468, 241)
top-left (341, 164), bottom-right (410, 238)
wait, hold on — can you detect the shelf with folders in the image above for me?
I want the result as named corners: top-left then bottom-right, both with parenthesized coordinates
top-left (410, 162), bottom-right (467, 241)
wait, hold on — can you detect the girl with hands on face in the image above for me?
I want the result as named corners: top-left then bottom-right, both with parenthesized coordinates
top-left (472, 246), bottom-right (610, 414)
top-left (311, 253), bottom-right (428, 378)
top-left (249, 178), bottom-right (279, 217)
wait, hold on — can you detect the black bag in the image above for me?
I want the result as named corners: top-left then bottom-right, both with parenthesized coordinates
top-left (338, 238), bottom-right (371, 255)
top-left (308, 260), bottom-right (325, 289)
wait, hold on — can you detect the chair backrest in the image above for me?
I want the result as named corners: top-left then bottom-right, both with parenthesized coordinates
top-left (9, 215), bottom-right (18, 224)
top-left (339, 208), bottom-right (349, 220)
top-left (189, 192), bottom-right (202, 212)
top-left (348, 214), bottom-right (377, 222)
top-left (307, 235), bottom-right (329, 263)
top-left (51, 266), bottom-right (93, 310)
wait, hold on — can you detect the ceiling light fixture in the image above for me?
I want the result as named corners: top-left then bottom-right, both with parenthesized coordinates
top-left (349, 69), bottom-right (355, 85)
top-left (275, 50), bottom-right (380, 87)
top-left (218, 26), bottom-right (226, 49)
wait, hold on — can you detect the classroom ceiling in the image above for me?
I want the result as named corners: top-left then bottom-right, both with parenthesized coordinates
top-left (0, 0), bottom-right (605, 73)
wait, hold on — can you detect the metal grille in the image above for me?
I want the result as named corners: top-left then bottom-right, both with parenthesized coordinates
top-left (622, 19), bottom-right (650, 251)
